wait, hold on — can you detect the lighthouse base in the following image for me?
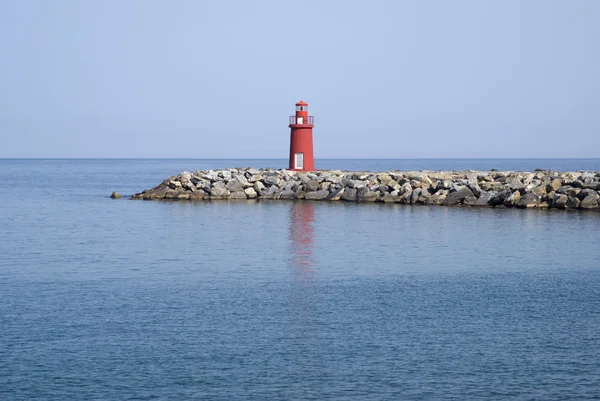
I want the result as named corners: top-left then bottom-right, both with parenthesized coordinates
top-left (289, 124), bottom-right (315, 172)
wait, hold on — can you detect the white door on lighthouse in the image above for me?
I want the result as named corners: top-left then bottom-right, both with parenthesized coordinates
top-left (297, 116), bottom-right (304, 124)
top-left (295, 153), bottom-right (304, 169)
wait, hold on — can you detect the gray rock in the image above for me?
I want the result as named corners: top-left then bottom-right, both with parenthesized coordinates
top-left (570, 180), bottom-right (585, 188)
top-left (319, 181), bottom-right (331, 191)
top-left (473, 191), bottom-right (495, 207)
top-left (490, 190), bottom-right (512, 206)
top-left (463, 196), bottom-right (478, 205)
top-left (306, 180), bottom-right (320, 192)
top-left (566, 196), bottom-right (581, 209)
top-left (326, 174), bottom-right (343, 184)
top-left (326, 187), bottom-right (345, 201)
top-left (196, 181), bottom-right (211, 193)
top-left (381, 193), bottom-right (397, 203)
top-left (467, 182), bottom-right (481, 198)
top-left (399, 183), bottom-right (412, 195)
top-left (247, 168), bottom-right (260, 175)
top-left (189, 190), bottom-right (208, 200)
top-left (578, 189), bottom-right (597, 200)
top-left (253, 181), bottom-right (266, 194)
top-left (226, 180), bottom-right (244, 192)
top-left (264, 176), bottom-right (280, 186)
top-left (507, 179), bottom-right (525, 191)
top-left (360, 191), bottom-right (379, 202)
top-left (234, 174), bottom-right (250, 187)
top-left (244, 187), bottom-right (258, 199)
top-left (280, 190), bottom-right (296, 200)
top-left (517, 193), bottom-right (541, 208)
top-left (341, 188), bottom-right (358, 202)
top-left (377, 173), bottom-right (393, 185)
top-left (110, 191), bottom-right (122, 199)
top-left (341, 177), bottom-right (355, 188)
top-left (356, 186), bottom-right (369, 202)
top-left (229, 191), bottom-right (247, 199)
top-left (210, 187), bottom-right (230, 198)
top-left (547, 178), bottom-right (562, 192)
top-left (213, 181), bottom-right (225, 189)
top-left (444, 187), bottom-right (474, 206)
top-left (305, 190), bottom-right (329, 200)
top-left (553, 193), bottom-right (568, 208)
top-left (169, 180), bottom-right (182, 189)
top-left (531, 184), bottom-right (547, 196)
top-left (410, 188), bottom-right (422, 204)
top-left (580, 193), bottom-right (600, 209)
top-left (504, 191), bottom-right (521, 207)
top-left (248, 174), bottom-right (263, 183)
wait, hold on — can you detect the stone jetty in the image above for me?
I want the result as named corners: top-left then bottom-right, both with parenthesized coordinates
top-left (131, 168), bottom-right (600, 210)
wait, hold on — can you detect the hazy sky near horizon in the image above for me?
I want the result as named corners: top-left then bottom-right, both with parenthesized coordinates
top-left (1, 0), bottom-right (599, 158)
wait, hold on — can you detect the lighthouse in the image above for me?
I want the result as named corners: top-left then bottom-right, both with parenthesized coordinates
top-left (289, 100), bottom-right (315, 171)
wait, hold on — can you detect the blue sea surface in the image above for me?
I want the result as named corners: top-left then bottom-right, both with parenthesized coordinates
top-left (1, 159), bottom-right (600, 400)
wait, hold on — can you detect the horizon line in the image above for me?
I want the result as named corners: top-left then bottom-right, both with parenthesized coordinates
top-left (1, 157), bottom-right (599, 160)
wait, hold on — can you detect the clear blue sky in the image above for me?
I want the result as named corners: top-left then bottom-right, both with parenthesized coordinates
top-left (1, 0), bottom-right (598, 158)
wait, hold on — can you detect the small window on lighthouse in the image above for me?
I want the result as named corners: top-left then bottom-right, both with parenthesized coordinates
top-left (296, 105), bottom-right (306, 111)
top-left (295, 153), bottom-right (304, 169)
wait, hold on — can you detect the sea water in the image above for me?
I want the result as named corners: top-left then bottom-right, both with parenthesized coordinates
top-left (1, 159), bottom-right (600, 400)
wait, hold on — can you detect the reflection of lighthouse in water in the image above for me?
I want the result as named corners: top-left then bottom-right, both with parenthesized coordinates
top-left (288, 202), bottom-right (315, 282)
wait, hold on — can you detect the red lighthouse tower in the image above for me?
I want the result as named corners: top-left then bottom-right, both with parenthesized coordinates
top-left (289, 100), bottom-right (315, 171)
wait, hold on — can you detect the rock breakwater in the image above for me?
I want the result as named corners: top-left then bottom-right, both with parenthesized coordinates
top-left (131, 168), bottom-right (600, 210)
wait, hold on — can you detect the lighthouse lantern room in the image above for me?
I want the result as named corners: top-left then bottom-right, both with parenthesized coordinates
top-left (288, 100), bottom-right (315, 171)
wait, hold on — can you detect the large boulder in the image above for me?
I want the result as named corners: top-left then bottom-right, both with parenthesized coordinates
top-left (489, 190), bottom-right (512, 206)
top-left (427, 189), bottom-right (448, 205)
top-left (463, 196), bottom-right (478, 206)
top-left (444, 187), bottom-right (474, 206)
top-left (229, 191), bottom-right (247, 199)
top-left (341, 188), bottom-right (358, 202)
top-left (244, 187), bottom-right (258, 199)
top-left (326, 186), bottom-right (345, 201)
top-left (553, 193), bottom-right (568, 208)
top-left (225, 180), bottom-right (244, 192)
top-left (580, 193), bottom-right (600, 209)
top-left (280, 190), bottom-right (296, 200)
top-left (547, 178), bottom-right (563, 192)
top-left (473, 191), bottom-right (495, 207)
top-left (306, 180), bottom-right (320, 192)
top-left (504, 191), bottom-right (521, 207)
top-left (264, 176), bottom-right (280, 186)
top-left (566, 196), bottom-right (581, 209)
top-left (517, 193), bottom-right (541, 208)
top-left (253, 181), bottom-right (266, 195)
top-left (410, 188), bottom-right (422, 204)
top-left (210, 187), bottom-right (230, 199)
top-left (360, 191), bottom-right (379, 202)
top-left (305, 190), bottom-right (329, 200)
top-left (377, 173), bottom-right (393, 185)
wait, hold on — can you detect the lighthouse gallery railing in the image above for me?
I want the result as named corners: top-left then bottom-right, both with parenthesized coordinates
top-left (289, 116), bottom-right (314, 125)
